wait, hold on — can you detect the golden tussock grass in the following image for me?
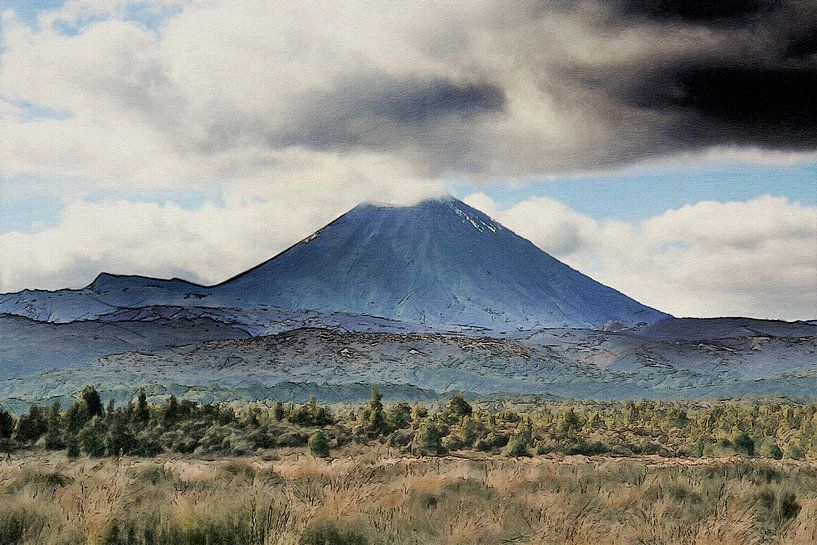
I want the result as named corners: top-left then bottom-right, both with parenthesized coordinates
top-left (1, 451), bottom-right (816, 545)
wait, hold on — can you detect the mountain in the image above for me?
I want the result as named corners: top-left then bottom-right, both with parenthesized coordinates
top-left (0, 197), bottom-right (668, 330)
top-left (212, 198), bottom-right (668, 329)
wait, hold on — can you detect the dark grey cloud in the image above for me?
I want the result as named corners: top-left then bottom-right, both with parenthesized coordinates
top-left (611, 0), bottom-right (779, 24)
top-left (269, 75), bottom-right (505, 171)
top-left (552, 0), bottom-right (817, 160)
top-left (166, 1), bottom-right (817, 177)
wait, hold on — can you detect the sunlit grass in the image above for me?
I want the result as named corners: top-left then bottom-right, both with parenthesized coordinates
top-left (1, 452), bottom-right (816, 544)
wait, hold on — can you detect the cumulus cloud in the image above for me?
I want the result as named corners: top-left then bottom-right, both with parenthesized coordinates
top-left (0, 147), bottom-right (446, 291)
top-left (465, 193), bottom-right (817, 320)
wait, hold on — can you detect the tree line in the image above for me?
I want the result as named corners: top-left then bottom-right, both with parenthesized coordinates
top-left (2, 386), bottom-right (817, 460)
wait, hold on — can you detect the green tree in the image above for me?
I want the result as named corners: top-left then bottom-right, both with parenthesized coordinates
top-left (415, 422), bottom-right (445, 455)
top-left (558, 407), bottom-right (582, 435)
top-left (44, 402), bottom-right (64, 450)
top-left (15, 404), bottom-right (48, 444)
top-left (81, 386), bottom-right (104, 418)
top-left (386, 402), bottom-right (412, 430)
top-left (447, 394), bottom-right (473, 421)
top-left (308, 430), bottom-right (330, 458)
top-left (162, 395), bottom-right (180, 426)
top-left (134, 389), bottom-right (150, 427)
top-left (367, 386), bottom-right (385, 434)
top-left (66, 434), bottom-right (80, 458)
top-left (0, 409), bottom-right (15, 439)
top-left (64, 400), bottom-right (89, 435)
top-left (411, 404), bottom-right (428, 428)
top-left (106, 416), bottom-right (135, 457)
top-left (79, 416), bottom-right (107, 457)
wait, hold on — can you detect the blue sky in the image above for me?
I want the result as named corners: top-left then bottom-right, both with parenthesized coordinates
top-left (455, 163), bottom-right (817, 222)
top-left (4, 162), bottom-right (815, 233)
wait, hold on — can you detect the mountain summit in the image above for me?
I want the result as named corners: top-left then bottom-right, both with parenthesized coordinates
top-left (212, 197), bottom-right (668, 329)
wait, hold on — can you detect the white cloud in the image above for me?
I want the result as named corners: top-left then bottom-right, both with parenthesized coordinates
top-left (0, 149), bottom-right (444, 291)
top-left (465, 193), bottom-right (817, 320)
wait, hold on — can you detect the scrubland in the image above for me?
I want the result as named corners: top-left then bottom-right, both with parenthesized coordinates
top-left (1, 450), bottom-right (816, 545)
top-left (4, 387), bottom-right (817, 544)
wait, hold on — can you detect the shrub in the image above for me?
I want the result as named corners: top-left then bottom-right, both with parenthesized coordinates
top-left (0, 409), bottom-right (15, 438)
top-left (387, 429), bottom-right (413, 448)
top-left (779, 491), bottom-right (801, 521)
top-left (447, 394), bottom-right (473, 419)
top-left (732, 431), bottom-right (755, 456)
top-left (15, 405), bottom-right (48, 444)
top-left (414, 422), bottom-right (446, 456)
top-left (506, 438), bottom-right (529, 457)
top-left (277, 430), bottom-right (309, 447)
top-left (308, 430), bottom-right (330, 458)
top-left (761, 442), bottom-right (783, 460)
top-left (300, 520), bottom-right (368, 545)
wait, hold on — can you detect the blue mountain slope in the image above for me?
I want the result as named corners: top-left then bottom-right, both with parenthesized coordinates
top-left (0, 197), bottom-right (669, 329)
top-left (213, 198), bottom-right (668, 329)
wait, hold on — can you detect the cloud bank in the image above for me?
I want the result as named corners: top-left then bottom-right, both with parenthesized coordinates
top-left (465, 193), bottom-right (817, 320)
top-left (2, 0), bottom-right (816, 186)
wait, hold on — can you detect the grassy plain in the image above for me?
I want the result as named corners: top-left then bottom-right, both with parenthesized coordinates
top-left (1, 448), bottom-right (816, 545)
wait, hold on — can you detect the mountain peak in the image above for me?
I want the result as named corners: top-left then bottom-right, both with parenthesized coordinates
top-left (215, 197), bottom-right (668, 329)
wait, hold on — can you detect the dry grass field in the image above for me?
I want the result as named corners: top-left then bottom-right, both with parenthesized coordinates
top-left (1, 449), bottom-right (816, 545)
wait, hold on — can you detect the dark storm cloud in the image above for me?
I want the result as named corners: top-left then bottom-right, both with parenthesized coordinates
top-left (557, 0), bottom-right (817, 157)
top-left (190, 0), bottom-right (816, 176)
top-left (270, 75), bottom-right (505, 165)
top-left (611, 0), bottom-right (779, 24)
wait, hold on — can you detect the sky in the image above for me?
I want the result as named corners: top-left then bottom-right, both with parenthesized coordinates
top-left (0, 0), bottom-right (815, 320)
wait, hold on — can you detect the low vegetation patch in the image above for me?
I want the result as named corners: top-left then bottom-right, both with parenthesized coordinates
top-left (3, 387), bottom-right (817, 463)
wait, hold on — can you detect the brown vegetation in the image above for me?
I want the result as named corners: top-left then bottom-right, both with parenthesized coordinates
top-left (1, 450), bottom-right (816, 545)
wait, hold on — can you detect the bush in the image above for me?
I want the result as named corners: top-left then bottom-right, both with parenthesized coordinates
top-left (761, 442), bottom-right (783, 460)
top-left (0, 409), bottom-right (15, 438)
top-left (308, 430), bottom-right (330, 458)
top-left (15, 405), bottom-right (48, 444)
top-left (414, 422), bottom-right (446, 456)
top-left (447, 394), bottom-right (472, 419)
top-left (732, 432), bottom-right (755, 456)
top-left (300, 520), bottom-right (367, 545)
top-left (506, 438), bottom-right (529, 457)
top-left (277, 430), bottom-right (309, 447)
top-left (779, 491), bottom-right (801, 521)
top-left (386, 429), bottom-right (413, 448)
